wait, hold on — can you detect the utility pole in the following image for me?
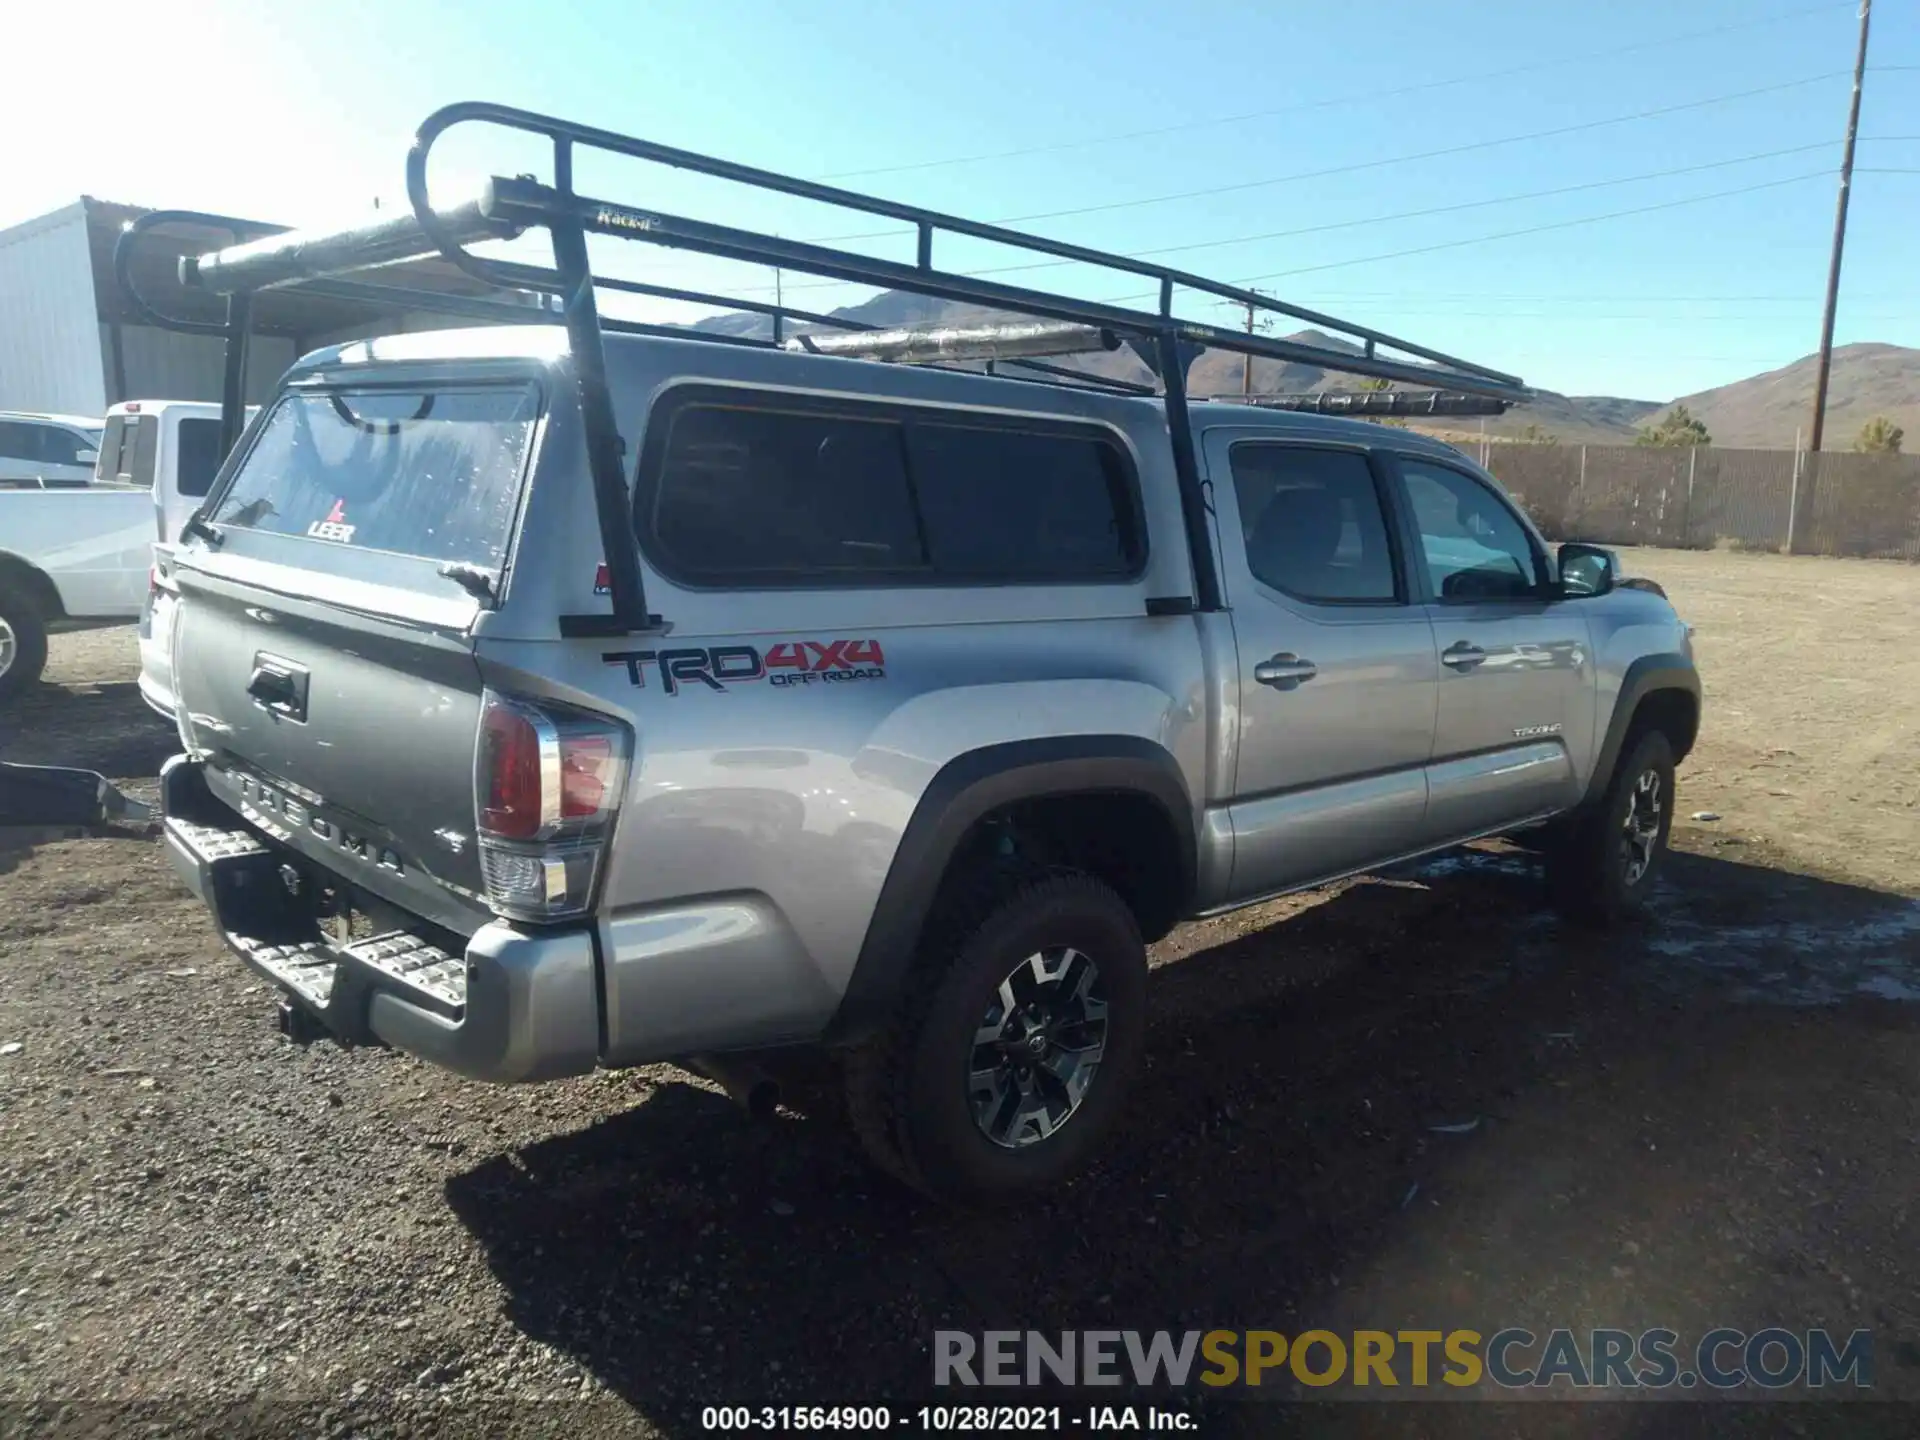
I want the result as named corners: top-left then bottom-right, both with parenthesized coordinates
top-left (1242, 296), bottom-right (1255, 396)
top-left (1809, 0), bottom-right (1871, 454)
top-left (1238, 288), bottom-right (1274, 396)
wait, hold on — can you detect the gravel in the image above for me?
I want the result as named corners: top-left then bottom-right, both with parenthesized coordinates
top-left (4, 622), bottom-right (1919, 1436)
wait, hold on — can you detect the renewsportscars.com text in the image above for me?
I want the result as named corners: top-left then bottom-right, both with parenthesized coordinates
top-left (934, 1328), bottom-right (1872, 1392)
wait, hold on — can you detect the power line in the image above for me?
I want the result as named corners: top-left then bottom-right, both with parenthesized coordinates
top-left (1229, 170), bottom-right (1839, 285)
top-left (811, 1), bottom-right (1859, 181)
top-left (728, 137), bottom-right (1911, 302)
top-left (781, 70), bottom-right (1850, 252)
top-left (1089, 169), bottom-right (1835, 303)
top-left (941, 142), bottom-right (1844, 277)
top-left (1182, 288), bottom-right (1920, 301)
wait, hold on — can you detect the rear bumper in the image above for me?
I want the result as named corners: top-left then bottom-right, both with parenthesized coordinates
top-left (160, 754), bottom-right (599, 1083)
top-left (137, 671), bottom-right (176, 723)
top-left (136, 590), bottom-right (177, 721)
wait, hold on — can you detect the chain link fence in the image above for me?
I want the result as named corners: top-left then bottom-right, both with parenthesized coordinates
top-left (1479, 443), bottom-right (1920, 561)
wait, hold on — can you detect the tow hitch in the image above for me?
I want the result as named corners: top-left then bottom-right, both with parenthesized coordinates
top-left (276, 998), bottom-right (330, 1045)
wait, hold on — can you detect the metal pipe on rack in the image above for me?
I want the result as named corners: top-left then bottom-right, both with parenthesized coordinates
top-left (785, 321), bottom-right (1121, 365)
top-left (181, 194), bottom-right (522, 295)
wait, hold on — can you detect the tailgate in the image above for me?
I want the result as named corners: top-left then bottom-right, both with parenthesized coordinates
top-left (173, 587), bottom-right (489, 934)
top-left (170, 379), bottom-right (543, 936)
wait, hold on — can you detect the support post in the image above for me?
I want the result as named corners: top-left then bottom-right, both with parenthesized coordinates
top-left (1157, 330), bottom-right (1221, 613)
top-left (1576, 444), bottom-right (1588, 532)
top-left (1787, 444), bottom-right (1803, 555)
top-left (218, 293), bottom-right (252, 459)
top-left (551, 140), bottom-right (654, 632)
top-left (1684, 444), bottom-right (1698, 548)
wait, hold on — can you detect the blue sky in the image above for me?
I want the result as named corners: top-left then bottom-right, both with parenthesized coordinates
top-left (9, 0), bottom-right (1917, 400)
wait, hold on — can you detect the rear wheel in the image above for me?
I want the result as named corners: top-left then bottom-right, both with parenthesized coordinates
top-left (0, 586), bottom-right (49, 702)
top-left (1547, 729), bottom-right (1675, 927)
top-left (844, 868), bottom-right (1147, 1204)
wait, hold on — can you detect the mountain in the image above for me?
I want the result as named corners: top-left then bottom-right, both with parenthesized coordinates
top-left (690, 290), bottom-right (1915, 451)
top-left (1639, 343), bottom-right (1920, 450)
top-left (1457, 392), bottom-right (1662, 446)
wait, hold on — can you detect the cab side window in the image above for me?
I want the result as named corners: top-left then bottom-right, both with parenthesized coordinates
top-left (1399, 459), bottom-right (1542, 601)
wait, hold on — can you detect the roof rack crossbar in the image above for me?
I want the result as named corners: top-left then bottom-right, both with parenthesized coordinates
top-left (163, 99), bottom-right (1532, 636)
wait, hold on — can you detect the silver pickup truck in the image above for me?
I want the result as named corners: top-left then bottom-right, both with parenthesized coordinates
top-left (152, 103), bottom-right (1699, 1204)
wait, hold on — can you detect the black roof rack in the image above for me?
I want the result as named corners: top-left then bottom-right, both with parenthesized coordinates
top-left (148, 100), bottom-right (1531, 636)
top-left (113, 206), bottom-right (562, 462)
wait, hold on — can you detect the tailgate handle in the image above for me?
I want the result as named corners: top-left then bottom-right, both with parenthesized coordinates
top-left (247, 655), bottom-right (309, 722)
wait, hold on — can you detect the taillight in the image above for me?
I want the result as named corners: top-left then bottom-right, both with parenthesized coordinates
top-left (474, 691), bottom-right (630, 922)
top-left (477, 699), bottom-right (549, 839)
top-left (561, 735), bottom-right (616, 818)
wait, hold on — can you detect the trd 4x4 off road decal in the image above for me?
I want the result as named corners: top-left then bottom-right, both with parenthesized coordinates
top-left (603, 639), bottom-right (886, 695)
top-left (307, 499), bottom-right (356, 544)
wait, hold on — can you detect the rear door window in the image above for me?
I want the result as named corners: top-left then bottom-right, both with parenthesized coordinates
top-left (174, 417), bottom-right (224, 498)
top-left (1230, 444), bottom-right (1400, 604)
top-left (97, 415), bottom-right (158, 485)
top-left (207, 385), bottom-right (541, 569)
top-left (636, 388), bottom-right (1144, 587)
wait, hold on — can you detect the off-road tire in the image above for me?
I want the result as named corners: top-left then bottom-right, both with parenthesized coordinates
top-left (0, 584), bottom-right (49, 702)
top-left (1546, 729), bottom-right (1676, 928)
top-left (843, 866), bottom-right (1147, 1205)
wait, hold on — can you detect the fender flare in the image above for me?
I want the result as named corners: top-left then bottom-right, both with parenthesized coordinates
top-left (824, 735), bottom-right (1195, 1045)
top-left (1584, 651), bottom-right (1701, 806)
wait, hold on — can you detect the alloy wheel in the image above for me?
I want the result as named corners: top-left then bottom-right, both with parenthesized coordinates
top-left (968, 947), bottom-right (1108, 1149)
top-left (1620, 767), bottom-right (1664, 886)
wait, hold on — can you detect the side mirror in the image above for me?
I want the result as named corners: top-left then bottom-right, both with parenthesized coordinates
top-left (76, 449), bottom-right (100, 467)
top-left (1557, 542), bottom-right (1616, 598)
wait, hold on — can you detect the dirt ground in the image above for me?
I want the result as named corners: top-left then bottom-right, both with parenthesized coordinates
top-left (2, 548), bottom-right (1918, 1438)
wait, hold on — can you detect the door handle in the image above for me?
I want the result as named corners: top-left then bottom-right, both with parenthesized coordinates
top-left (1441, 641), bottom-right (1486, 671)
top-left (247, 654), bottom-right (309, 721)
top-left (1254, 653), bottom-right (1318, 688)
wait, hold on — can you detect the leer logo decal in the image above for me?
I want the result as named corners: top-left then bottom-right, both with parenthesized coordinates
top-left (603, 639), bottom-right (886, 695)
top-left (307, 498), bottom-right (356, 544)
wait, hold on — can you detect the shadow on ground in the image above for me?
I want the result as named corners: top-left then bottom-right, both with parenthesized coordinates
top-left (446, 847), bottom-right (1920, 1436)
top-left (0, 678), bottom-right (174, 779)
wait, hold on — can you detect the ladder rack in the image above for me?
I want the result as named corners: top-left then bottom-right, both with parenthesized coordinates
top-left (145, 100), bottom-right (1532, 635)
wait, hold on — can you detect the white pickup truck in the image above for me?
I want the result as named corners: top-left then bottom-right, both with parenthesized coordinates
top-left (0, 400), bottom-right (236, 701)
